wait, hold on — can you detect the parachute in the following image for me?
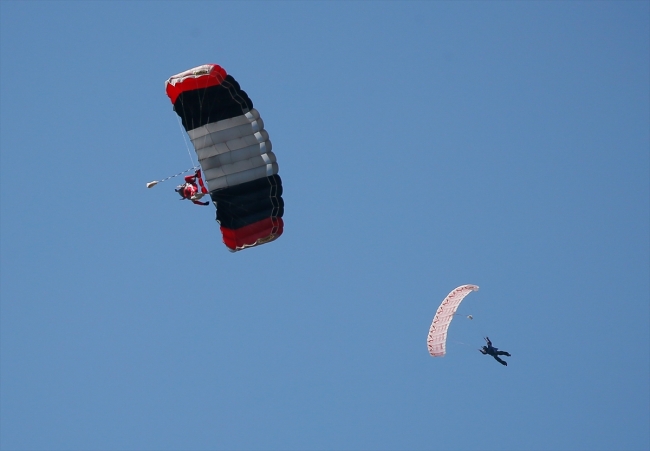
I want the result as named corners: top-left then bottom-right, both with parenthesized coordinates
top-left (165, 64), bottom-right (284, 252)
top-left (427, 284), bottom-right (479, 357)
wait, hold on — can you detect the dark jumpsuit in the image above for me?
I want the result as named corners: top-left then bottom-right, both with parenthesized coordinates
top-left (479, 337), bottom-right (511, 366)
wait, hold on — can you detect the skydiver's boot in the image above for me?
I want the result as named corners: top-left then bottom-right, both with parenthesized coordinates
top-left (494, 356), bottom-right (507, 366)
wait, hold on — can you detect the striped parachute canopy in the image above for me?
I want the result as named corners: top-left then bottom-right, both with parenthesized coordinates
top-left (166, 64), bottom-right (284, 252)
top-left (427, 284), bottom-right (479, 357)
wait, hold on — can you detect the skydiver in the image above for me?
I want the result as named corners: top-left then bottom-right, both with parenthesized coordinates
top-left (175, 169), bottom-right (210, 206)
top-left (478, 336), bottom-right (511, 366)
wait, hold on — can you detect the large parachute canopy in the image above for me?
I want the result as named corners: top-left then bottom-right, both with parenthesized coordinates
top-left (165, 64), bottom-right (284, 252)
top-left (427, 284), bottom-right (479, 357)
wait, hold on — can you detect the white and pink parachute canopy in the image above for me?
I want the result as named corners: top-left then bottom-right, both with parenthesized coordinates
top-left (427, 284), bottom-right (479, 357)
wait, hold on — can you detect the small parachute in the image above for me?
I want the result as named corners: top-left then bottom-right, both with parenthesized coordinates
top-left (427, 284), bottom-right (479, 357)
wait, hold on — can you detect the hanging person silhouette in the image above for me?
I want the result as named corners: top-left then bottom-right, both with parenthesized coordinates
top-left (479, 336), bottom-right (511, 366)
top-left (175, 169), bottom-right (209, 206)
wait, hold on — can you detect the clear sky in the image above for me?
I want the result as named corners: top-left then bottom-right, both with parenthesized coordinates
top-left (1, 2), bottom-right (648, 450)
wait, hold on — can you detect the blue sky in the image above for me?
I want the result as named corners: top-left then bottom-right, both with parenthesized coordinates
top-left (1, 2), bottom-right (648, 450)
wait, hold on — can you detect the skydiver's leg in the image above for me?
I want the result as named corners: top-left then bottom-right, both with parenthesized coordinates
top-left (496, 351), bottom-right (511, 356)
top-left (493, 356), bottom-right (507, 366)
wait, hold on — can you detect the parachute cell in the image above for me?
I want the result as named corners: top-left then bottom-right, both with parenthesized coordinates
top-left (166, 64), bottom-right (284, 251)
top-left (427, 284), bottom-right (479, 357)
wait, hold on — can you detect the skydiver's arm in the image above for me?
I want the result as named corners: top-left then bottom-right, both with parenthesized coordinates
top-left (192, 169), bottom-right (208, 194)
top-left (191, 199), bottom-right (210, 206)
top-left (197, 178), bottom-right (208, 194)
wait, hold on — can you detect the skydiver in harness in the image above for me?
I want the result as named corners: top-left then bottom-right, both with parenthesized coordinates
top-left (175, 169), bottom-right (210, 206)
top-left (479, 336), bottom-right (511, 366)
